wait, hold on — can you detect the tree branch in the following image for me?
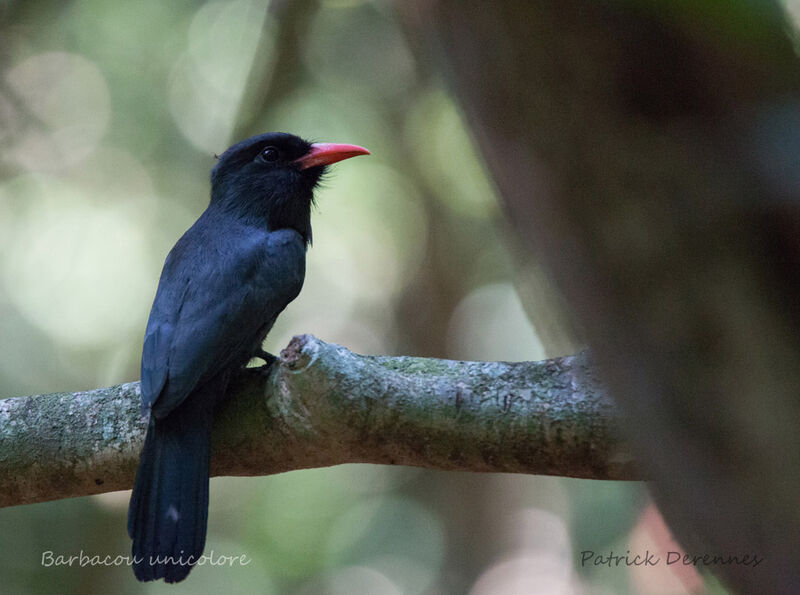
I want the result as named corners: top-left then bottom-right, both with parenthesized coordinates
top-left (0, 335), bottom-right (635, 508)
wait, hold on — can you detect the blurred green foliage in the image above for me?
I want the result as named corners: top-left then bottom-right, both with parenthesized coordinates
top-left (0, 0), bottom-right (713, 592)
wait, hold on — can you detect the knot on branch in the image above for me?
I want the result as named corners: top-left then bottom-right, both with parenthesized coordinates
top-left (280, 334), bottom-right (317, 372)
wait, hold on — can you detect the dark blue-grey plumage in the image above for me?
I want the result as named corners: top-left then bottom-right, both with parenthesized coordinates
top-left (139, 222), bottom-right (306, 419)
top-left (127, 132), bottom-right (368, 583)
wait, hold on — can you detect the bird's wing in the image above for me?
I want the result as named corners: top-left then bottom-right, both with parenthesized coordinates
top-left (140, 228), bottom-right (305, 418)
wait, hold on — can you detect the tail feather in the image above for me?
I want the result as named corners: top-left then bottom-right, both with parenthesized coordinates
top-left (128, 405), bottom-right (213, 583)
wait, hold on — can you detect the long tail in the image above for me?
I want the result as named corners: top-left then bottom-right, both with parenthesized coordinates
top-left (127, 403), bottom-right (213, 583)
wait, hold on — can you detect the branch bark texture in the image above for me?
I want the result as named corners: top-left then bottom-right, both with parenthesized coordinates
top-left (0, 335), bottom-right (634, 508)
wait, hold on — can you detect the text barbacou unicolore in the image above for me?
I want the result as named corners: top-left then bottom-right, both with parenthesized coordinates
top-left (580, 550), bottom-right (763, 568)
top-left (41, 550), bottom-right (251, 568)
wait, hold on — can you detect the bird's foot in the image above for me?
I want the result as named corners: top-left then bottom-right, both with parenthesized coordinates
top-left (254, 349), bottom-right (278, 376)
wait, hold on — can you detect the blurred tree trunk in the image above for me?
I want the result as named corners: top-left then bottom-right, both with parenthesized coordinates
top-left (400, 1), bottom-right (800, 593)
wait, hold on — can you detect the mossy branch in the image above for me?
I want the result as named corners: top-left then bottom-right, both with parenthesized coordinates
top-left (0, 335), bottom-right (636, 508)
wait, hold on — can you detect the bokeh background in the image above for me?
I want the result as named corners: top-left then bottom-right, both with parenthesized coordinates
top-left (0, 0), bottom-right (770, 593)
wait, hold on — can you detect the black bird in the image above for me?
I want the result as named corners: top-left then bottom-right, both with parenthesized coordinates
top-left (127, 132), bottom-right (369, 582)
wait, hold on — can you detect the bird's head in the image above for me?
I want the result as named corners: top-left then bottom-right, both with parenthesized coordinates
top-left (210, 132), bottom-right (369, 243)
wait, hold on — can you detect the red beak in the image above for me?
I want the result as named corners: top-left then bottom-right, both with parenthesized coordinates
top-left (294, 143), bottom-right (370, 170)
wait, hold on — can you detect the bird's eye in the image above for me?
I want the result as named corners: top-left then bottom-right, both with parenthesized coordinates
top-left (259, 146), bottom-right (280, 163)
